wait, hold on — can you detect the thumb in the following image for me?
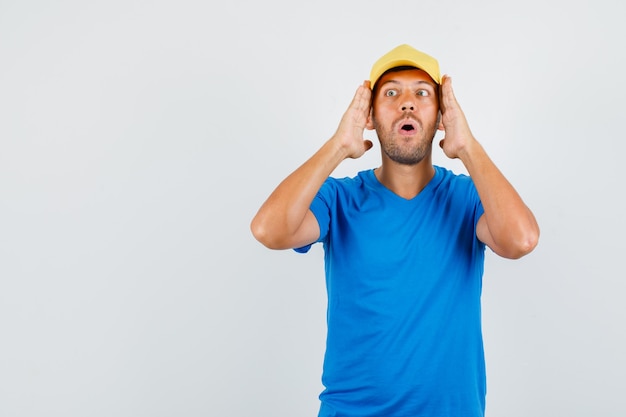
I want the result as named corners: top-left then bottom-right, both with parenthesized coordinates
top-left (363, 139), bottom-right (373, 152)
top-left (439, 139), bottom-right (445, 149)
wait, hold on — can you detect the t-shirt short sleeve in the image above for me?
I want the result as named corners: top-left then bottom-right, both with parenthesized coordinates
top-left (293, 180), bottom-right (334, 254)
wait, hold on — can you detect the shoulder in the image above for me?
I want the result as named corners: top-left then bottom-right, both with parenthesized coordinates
top-left (431, 166), bottom-right (482, 213)
top-left (314, 170), bottom-right (379, 212)
top-left (323, 169), bottom-right (374, 193)
top-left (433, 165), bottom-right (476, 192)
top-left (435, 165), bottom-right (470, 182)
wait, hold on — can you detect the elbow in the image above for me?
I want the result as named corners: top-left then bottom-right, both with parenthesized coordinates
top-left (499, 227), bottom-right (540, 260)
top-left (250, 217), bottom-right (272, 249)
top-left (250, 217), bottom-right (286, 250)
top-left (505, 238), bottom-right (538, 260)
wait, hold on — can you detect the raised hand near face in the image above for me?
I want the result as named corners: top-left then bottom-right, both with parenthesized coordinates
top-left (332, 80), bottom-right (374, 160)
top-left (438, 75), bottom-right (476, 160)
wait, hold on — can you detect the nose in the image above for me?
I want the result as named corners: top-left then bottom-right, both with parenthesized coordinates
top-left (400, 92), bottom-right (416, 112)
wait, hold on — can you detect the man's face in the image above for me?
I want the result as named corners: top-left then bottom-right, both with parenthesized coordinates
top-left (369, 68), bottom-right (440, 166)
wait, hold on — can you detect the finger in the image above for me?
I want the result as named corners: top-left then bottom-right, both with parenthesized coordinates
top-left (439, 75), bottom-right (448, 113)
top-left (441, 75), bottom-right (461, 112)
top-left (363, 139), bottom-right (373, 152)
top-left (351, 83), bottom-right (372, 113)
top-left (439, 139), bottom-right (445, 149)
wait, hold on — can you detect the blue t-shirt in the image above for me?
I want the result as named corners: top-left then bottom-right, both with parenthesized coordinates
top-left (297, 166), bottom-right (487, 417)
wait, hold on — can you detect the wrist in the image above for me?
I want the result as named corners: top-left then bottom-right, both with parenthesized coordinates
top-left (457, 137), bottom-right (482, 166)
top-left (328, 134), bottom-right (355, 160)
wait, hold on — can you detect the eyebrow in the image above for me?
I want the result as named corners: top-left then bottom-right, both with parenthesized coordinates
top-left (380, 79), bottom-right (436, 89)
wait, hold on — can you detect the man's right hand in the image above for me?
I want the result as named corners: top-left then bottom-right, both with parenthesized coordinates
top-left (332, 81), bottom-right (374, 160)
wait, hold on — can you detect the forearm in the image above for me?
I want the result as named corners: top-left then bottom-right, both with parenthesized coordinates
top-left (250, 138), bottom-right (348, 248)
top-left (459, 140), bottom-right (540, 258)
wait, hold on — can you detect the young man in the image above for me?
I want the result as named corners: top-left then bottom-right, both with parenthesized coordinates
top-left (251, 44), bottom-right (539, 417)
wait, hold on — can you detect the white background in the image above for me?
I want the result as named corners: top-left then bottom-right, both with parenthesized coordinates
top-left (1, 0), bottom-right (624, 416)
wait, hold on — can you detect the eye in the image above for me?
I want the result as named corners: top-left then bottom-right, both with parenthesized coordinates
top-left (417, 89), bottom-right (429, 97)
top-left (385, 89), bottom-right (398, 97)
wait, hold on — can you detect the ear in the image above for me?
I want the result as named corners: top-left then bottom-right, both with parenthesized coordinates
top-left (436, 111), bottom-right (445, 131)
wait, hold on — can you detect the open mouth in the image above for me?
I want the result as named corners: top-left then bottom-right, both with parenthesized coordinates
top-left (398, 120), bottom-right (417, 134)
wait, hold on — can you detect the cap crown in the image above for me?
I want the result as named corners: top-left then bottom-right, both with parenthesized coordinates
top-left (370, 44), bottom-right (441, 88)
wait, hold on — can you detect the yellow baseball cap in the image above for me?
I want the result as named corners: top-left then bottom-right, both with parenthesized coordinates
top-left (369, 44), bottom-right (441, 88)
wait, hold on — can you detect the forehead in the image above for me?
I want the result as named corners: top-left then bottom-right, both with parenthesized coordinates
top-left (377, 68), bottom-right (437, 89)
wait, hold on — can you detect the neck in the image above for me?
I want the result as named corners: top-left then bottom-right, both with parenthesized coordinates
top-left (374, 156), bottom-right (435, 200)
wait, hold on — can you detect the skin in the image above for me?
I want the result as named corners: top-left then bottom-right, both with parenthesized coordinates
top-left (250, 68), bottom-right (539, 259)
